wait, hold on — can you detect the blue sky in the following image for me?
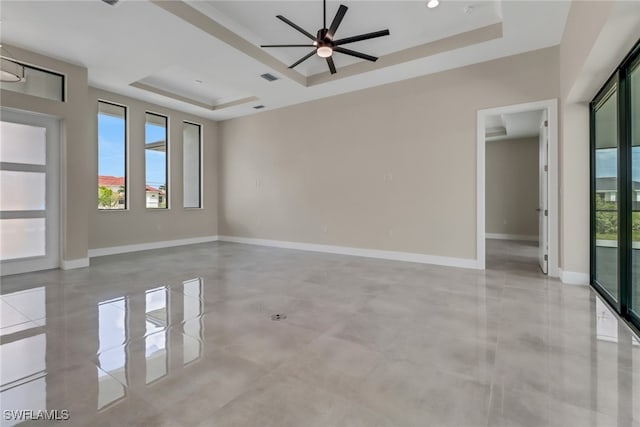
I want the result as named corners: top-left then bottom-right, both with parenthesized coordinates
top-left (596, 147), bottom-right (640, 180)
top-left (98, 114), bottom-right (166, 189)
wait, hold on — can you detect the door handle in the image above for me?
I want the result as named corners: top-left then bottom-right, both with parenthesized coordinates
top-left (536, 208), bottom-right (542, 212)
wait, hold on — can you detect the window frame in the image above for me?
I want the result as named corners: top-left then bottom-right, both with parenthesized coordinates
top-left (182, 121), bottom-right (203, 210)
top-left (0, 60), bottom-right (66, 102)
top-left (97, 100), bottom-right (129, 211)
top-left (144, 111), bottom-right (169, 210)
top-left (590, 39), bottom-right (640, 336)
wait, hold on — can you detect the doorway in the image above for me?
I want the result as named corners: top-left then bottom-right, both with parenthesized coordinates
top-left (0, 108), bottom-right (60, 276)
top-left (476, 99), bottom-right (558, 276)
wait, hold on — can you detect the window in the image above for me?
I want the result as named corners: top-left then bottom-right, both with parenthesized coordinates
top-left (629, 50), bottom-right (640, 319)
top-left (145, 113), bottom-right (168, 209)
top-left (592, 79), bottom-right (619, 302)
top-left (590, 40), bottom-right (640, 335)
top-left (0, 62), bottom-right (65, 102)
top-left (98, 101), bottom-right (127, 210)
top-left (183, 122), bottom-right (202, 208)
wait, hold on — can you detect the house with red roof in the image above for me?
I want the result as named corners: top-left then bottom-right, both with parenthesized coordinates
top-left (98, 176), bottom-right (165, 209)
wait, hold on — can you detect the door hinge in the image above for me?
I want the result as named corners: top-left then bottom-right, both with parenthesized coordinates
top-left (544, 120), bottom-right (548, 127)
top-left (544, 165), bottom-right (548, 172)
top-left (544, 254), bottom-right (548, 261)
top-left (544, 209), bottom-right (548, 216)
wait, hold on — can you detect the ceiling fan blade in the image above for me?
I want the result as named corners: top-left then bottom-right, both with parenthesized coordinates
top-left (333, 47), bottom-right (378, 62)
top-left (289, 50), bottom-right (317, 69)
top-left (334, 29), bottom-right (390, 46)
top-left (276, 15), bottom-right (317, 41)
top-left (326, 56), bottom-right (336, 74)
top-left (327, 5), bottom-right (348, 39)
top-left (261, 44), bottom-right (316, 48)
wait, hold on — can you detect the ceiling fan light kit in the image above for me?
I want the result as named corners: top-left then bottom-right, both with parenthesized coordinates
top-left (260, 0), bottom-right (390, 75)
top-left (316, 46), bottom-right (333, 58)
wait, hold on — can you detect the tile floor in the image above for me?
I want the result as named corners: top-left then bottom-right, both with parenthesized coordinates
top-left (0, 240), bottom-right (638, 427)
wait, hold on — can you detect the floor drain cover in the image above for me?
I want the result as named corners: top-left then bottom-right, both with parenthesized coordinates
top-left (271, 314), bottom-right (287, 321)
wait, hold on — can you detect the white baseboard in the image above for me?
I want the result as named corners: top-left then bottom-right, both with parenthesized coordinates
top-left (559, 269), bottom-right (589, 285)
top-left (89, 235), bottom-right (219, 258)
top-left (61, 258), bottom-right (90, 270)
top-left (486, 233), bottom-right (539, 242)
top-left (218, 235), bottom-right (478, 269)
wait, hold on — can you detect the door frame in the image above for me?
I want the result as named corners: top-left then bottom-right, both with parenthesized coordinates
top-left (476, 98), bottom-right (559, 276)
top-left (1, 108), bottom-right (61, 276)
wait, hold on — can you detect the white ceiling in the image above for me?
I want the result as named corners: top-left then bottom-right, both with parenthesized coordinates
top-left (485, 109), bottom-right (543, 142)
top-left (0, 1), bottom-right (571, 121)
top-left (196, 1), bottom-right (502, 76)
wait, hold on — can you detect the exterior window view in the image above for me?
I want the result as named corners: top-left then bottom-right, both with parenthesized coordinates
top-left (593, 84), bottom-right (619, 300)
top-left (97, 101), bottom-right (127, 210)
top-left (145, 112), bottom-right (168, 209)
top-left (590, 43), bottom-right (640, 329)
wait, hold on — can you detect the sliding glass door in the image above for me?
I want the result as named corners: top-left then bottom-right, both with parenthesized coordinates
top-left (593, 78), bottom-right (619, 305)
top-left (629, 50), bottom-right (640, 324)
top-left (591, 41), bottom-right (640, 333)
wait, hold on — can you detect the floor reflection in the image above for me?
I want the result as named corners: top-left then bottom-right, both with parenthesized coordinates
top-left (0, 247), bottom-right (638, 426)
top-left (0, 333), bottom-right (46, 427)
top-left (596, 296), bottom-right (619, 343)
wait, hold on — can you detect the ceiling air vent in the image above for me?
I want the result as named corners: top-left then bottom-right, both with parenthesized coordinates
top-left (260, 73), bottom-right (279, 82)
top-left (101, 0), bottom-right (121, 5)
top-left (253, 105), bottom-right (265, 110)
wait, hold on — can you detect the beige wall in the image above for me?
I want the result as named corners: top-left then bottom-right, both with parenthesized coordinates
top-left (219, 47), bottom-right (559, 260)
top-left (88, 88), bottom-right (218, 250)
top-left (557, 0), bottom-right (639, 275)
top-left (486, 137), bottom-right (539, 238)
top-left (557, 1), bottom-right (613, 275)
top-left (1, 44), bottom-right (90, 262)
top-left (0, 45), bottom-right (219, 261)
top-left (6, 0), bottom-right (636, 271)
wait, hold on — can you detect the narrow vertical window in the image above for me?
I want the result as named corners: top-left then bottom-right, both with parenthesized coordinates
top-left (145, 113), bottom-right (168, 209)
top-left (98, 101), bottom-right (127, 210)
top-left (183, 122), bottom-right (202, 208)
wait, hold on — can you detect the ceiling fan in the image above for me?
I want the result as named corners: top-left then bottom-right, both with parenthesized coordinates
top-left (261, 0), bottom-right (390, 75)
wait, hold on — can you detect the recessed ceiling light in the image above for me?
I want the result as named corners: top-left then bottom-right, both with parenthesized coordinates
top-left (427, 0), bottom-right (440, 8)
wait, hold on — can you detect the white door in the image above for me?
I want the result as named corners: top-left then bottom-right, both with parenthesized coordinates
top-left (538, 110), bottom-right (549, 274)
top-left (0, 109), bottom-right (59, 276)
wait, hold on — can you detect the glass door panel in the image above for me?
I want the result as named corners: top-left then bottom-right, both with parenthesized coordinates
top-left (630, 59), bottom-right (640, 317)
top-left (594, 84), bottom-right (620, 302)
top-left (0, 111), bottom-right (58, 276)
